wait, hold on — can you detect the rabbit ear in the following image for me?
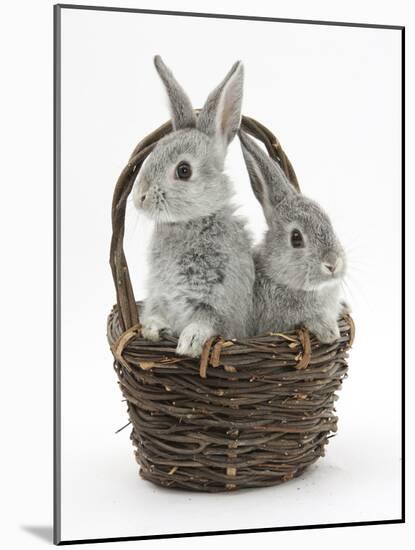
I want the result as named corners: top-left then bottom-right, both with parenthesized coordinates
top-left (239, 131), bottom-right (296, 218)
top-left (197, 61), bottom-right (243, 155)
top-left (154, 55), bottom-right (196, 130)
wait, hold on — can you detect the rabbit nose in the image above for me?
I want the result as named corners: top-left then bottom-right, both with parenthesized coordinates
top-left (324, 263), bottom-right (336, 274)
top-left (140, 194), bottom-right (147, 205)
top-left (322, 256), bottom-right (342, 275)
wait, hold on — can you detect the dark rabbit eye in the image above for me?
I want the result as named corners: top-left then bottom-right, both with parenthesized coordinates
top-left (291, 229), bottom-right (304, 248)
top-left (176, 162), bottom-right (192, 180)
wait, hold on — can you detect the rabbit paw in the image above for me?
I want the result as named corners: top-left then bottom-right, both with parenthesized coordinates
top-left (141, 316), bottom-right (171, 342)
top-left (308, 320), bottom-right (340, 344)
top-left (176, 322), bottom-right (215, 358)
top-left (340, 300), bottom-right (352, 315)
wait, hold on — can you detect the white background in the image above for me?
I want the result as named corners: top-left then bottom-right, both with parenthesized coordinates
top-left (0, 1), bottom-right (412, 549)
top-left (59, 5), bottom-right (402, 542)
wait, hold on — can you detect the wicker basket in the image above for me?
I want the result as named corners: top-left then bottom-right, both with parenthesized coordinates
top-left (107, 115), bottom-right (354, 492)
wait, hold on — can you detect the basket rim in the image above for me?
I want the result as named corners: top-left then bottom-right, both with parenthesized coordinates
top-left (107, 302), bottom-right (355, 379)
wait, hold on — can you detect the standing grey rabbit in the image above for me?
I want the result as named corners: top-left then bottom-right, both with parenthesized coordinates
top-left (239, 131), bottom-right (349, 343)
top-left (132, 56), bottom-right (255, 357)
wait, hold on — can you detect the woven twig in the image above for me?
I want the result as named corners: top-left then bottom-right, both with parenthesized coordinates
top-left (107, 116), bottom-right (353, 492)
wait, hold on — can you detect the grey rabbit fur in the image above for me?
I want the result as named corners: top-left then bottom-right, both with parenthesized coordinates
top-left (239, 131), bottom-right (349, 343)
top-left (132, 56), bottom-right (255, 357)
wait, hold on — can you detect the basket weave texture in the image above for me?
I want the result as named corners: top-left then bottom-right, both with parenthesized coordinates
top-left (107, 116), bottom-right (354, 492)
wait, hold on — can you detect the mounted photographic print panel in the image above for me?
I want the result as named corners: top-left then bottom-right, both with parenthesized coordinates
top-left (54, 4), bottom-right (403, 545)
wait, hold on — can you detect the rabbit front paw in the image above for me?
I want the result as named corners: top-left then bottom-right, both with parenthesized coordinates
top-left (176, 322), bottom-right (215, 358)
top-left (340, 300), bottom-right (352, 315)
top-left (308, 319), bottom-right (340, 344)
top-left (141, 316), bottom-right (172, 342)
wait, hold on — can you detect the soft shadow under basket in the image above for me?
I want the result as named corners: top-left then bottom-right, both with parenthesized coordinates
top-left (107, 115), bottom-right (355, 492)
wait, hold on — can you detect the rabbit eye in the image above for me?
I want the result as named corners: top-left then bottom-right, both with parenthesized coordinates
top-left (176, 162), bottom-right (192, 180)
top-left (291, 229), bottom-right (304, 248)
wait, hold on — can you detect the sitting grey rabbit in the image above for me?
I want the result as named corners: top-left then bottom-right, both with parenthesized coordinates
top-left (132, 56), bottom-right (255, 357)
top-left (239, 131), bottom-right (349, 343)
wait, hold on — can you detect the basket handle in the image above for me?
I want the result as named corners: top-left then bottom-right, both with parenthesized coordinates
top-left (110, 115), bottom-right (300, 332)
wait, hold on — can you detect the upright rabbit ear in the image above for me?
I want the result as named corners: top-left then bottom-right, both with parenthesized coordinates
top-left (239, 131), bottom-right (296, 220)
top-left (154, 55), bottom-right (196, 130)
top-left (197, 61), bottom-right (244, 158)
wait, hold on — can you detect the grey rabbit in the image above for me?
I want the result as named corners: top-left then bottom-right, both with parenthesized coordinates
top-left (239, 130), bottom-right (349, 343)
top-left (132, 56), bottom-right (255, 357)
